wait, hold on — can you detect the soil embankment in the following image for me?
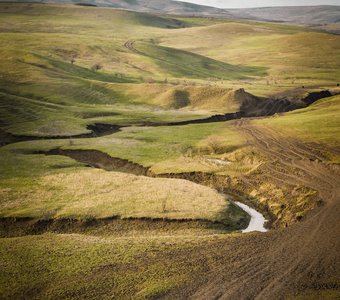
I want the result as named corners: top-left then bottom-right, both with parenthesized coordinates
top-left (0, 215), bottom-right (234, 238)
top-left (31, 148), bottom-right (257, 230)
top-left (0, 89), bottom-right (333, 147)
top-left (42, 148), bottom-right (151, 176)
top-left (0, 123), bottom-right (122, 147)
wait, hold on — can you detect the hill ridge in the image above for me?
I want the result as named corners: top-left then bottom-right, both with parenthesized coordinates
top-left (1, 1), bottom-right (339, 25)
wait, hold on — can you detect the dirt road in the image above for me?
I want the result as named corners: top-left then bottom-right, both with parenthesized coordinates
top-left (167, 119), bottom-right (340, 299)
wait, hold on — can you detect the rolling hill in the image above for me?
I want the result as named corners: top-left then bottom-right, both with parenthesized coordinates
top-left (0, 0), bottom-right (232, 16)
top-left (2, 0), bottom-right (339, 26)
top-left (230, 5), bottom-right (340, 25)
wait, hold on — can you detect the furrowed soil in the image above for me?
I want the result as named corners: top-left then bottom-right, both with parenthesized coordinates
top-left (164, 119), bottom-right (340, 299)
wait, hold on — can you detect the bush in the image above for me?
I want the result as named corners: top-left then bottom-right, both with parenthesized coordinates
top-left (206, 136), bottom-right (225, 154)
top-left (91, 63), bottom-right (103, 71)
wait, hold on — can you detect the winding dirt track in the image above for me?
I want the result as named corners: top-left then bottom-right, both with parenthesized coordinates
top-left (167, 119), bottom-right (340, 299)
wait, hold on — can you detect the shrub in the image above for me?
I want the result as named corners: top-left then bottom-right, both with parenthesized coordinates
top-left (91, 63), bottom-right (103, 71)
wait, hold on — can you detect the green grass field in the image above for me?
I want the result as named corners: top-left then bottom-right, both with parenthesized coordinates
top-left (0, 233), bottom-right (237, 299)
top-left (256, 94), bottom-right (340, 162)
top-left (0, 3), bottom-right (338, 136)
top-left (258, 95), bottom-right (340, 145)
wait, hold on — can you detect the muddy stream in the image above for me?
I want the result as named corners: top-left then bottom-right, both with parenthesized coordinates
top-left (232, 201), bottom-right (268, 233)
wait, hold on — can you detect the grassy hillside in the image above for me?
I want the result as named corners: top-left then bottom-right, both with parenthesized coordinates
top-left (1, 3), bottom-right (338, 137)
top-left (3, 1), bottom-right (339, 26)
top-left (256, 94), bottom-right (340, 162)
top-left (0, 233), bottom-right (233, 299)
top-left (230, 6), bottom-right (340, 25)
top-left (113, 84), bottom-right (251, 111)
top-left (0, 0), bottom-right (233, 16)
top-left (0, 3), bottom-right (270, 136)
top-left (161, 22), bottom-right (340, 95)
top-left (0, 162), bottom-right (232, 222)
top-left (130, 41), bottom-right (266, 80)
top-left (0, 3), bottom-right (338, 216)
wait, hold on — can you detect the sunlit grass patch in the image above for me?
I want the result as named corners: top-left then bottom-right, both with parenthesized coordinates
top-left (0, 168), bottom-right (233, 222)
top-left (256, 95), bottom-right (340, 161)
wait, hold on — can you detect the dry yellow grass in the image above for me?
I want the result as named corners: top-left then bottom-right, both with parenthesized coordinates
top-left (112, 83), bottom-right (243, 112)
top-left (160, 22), bottom-right (340, 92)
top-left (150, 156), bottom-right (224, 174)
top-left (0, 168), bottom-right (228, 221)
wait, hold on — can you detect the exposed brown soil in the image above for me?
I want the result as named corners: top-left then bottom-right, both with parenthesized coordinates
top-left (163, 119), bottom-right (340, 299)
top-left (0, 123), bottom-right (122, 147)
top-left (37, 146), bottom-right (320, 228)
top-left (1, 89), bottom-right (333, 147)
top-left (0, 216), bottom-right (239, 238)
top-left (38, 148), bottom-right (151, 176)
top-left (301, 90), bottom-right (333, 105)
top-left (34, 148), bottom-right (269, 225)
top-left (271, 87), bottom-right (334, 102)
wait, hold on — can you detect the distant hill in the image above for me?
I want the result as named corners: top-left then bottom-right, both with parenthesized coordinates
top-left (0, 0), bottom-right (232, 17)
top-left (1, 1), bottom-right (339, 26)
top-left (104, 0), bottom-right (232, 17)
top-left (230, 6), bottom-right (340, 25)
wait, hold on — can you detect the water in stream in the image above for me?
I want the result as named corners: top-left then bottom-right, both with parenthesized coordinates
top-left (233, 201), bottom-right (268, 233)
